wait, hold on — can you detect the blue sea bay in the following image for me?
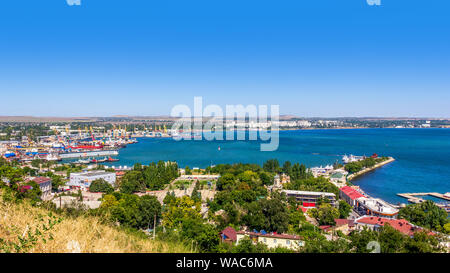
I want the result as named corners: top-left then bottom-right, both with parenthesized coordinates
top-left (106, 128), bottom-right (450, 204)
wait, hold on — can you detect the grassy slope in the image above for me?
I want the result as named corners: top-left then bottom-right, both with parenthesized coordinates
top-left (0, 191), bottom-right (191, 253)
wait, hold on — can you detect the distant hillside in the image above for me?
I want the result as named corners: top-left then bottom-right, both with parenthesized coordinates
top-left (0, 190), bottom-right (191, 253)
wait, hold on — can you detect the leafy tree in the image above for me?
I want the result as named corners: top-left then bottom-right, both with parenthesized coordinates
top-left (307, 204), bottom-right (339, 226)
top-left (242, 193), bottom-right (289, 233)
top-left (180, 218), bottom-right (219, 252)
top-left (216, 173), bottom-right (235, 191)
top-left (119, 170), bottom-right (146, 194)
top-left (185, 166), bottom-right (192, 175)
top-left (282, 161), bottom-right (292, 176)
top-left (138, 195), bottom-right (162, 229)
top-left (398, 200), bottom-right (449, 233)
top-left (89, 178), bottom-right (114, 193)
top-left (301, 237), bottom-right (351, 253)
top-left (291, 163), bottom-right (309, 180)
top-left (163, 191), bottom-right (177, 205)
top-left (162, 196), bottom-right (202, 229)
top-left (378, 224), bottom-right (406, 253)
top-left (444, 223), bottom-right (450, 234)
top-left (17, 181), bottom-right (42, 202)
top-left (338, 200), bottom-right (352, 219)
top-left (258, 171), bottom-right (273, 186)
top-left (263, 159), bottom-right (280, 173)
top-left (100, 194), bottom-right (119, 209)
top-left (232, 237), bottom-right (269, 253)
top-left (191, 181), bottom-right (202, 203)
top-left (404, 230), bottom-right (442, 253)
top-left (349, 227), bottom-right (379, 253)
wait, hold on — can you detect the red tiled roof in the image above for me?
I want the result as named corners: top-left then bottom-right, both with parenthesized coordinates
top-left (33, 177), bottom-right (52, 184)
top-left (340, 186), bottom-right (365, 200)
top-left (355, 216), bottom-right (424, 236)
top-left (334, 219), bottom-right (355, 227)
top-left (220, 227), bottom-right (237, 242)
top-left (319, 225), bottom-right (332, 231)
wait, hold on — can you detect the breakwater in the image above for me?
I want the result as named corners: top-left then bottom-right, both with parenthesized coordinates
top-left (347, 157), bottom-right (395, 181)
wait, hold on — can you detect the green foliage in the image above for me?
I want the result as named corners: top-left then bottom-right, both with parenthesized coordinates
top-left (282, 161), bottom-right (292, 176)
top-left (349, 224), bottom-right (442, 253)
top-left (231, 236), bottom-right (269, 253)
top-left (301, 237), bottom-right (351, 253)
top-left (119, 161), bottom-right (179, 193)
top-left (338, 200), bottom-right (352, 219)
top-left (162, 196), bottom-right (202, 229)
top-left (290, 163), bottom-right (310, 180)
top-left (191, 181), bottom-right (202, 203)
top-left (398, 200), bottom-right (449, 233)
top-left (103, 193), bottom-right (162, 229)
top-left (307, 204), bottom-right (340, 226)
top-left (162, 196), bottom-right (219, 252)
top-left (285, 176), bottom-right (339, 196)
top-left (243, 192), bottom-right (290, 233)
top-left (180, 218), bottom-right (220, 252)
top-left (89, 179), bottom-right (114, 193)
top-left (344, 157), bottom-right (388, 173)
top-left (16, 181), bottom-right (42, 203)
top-left (263, 159), bottom-right (280, 173)
top-left (184, 166), bottom-right (192, 175)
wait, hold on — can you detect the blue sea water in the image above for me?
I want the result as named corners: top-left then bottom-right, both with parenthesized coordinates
top-left (106, 129), bottom-right (450, 204)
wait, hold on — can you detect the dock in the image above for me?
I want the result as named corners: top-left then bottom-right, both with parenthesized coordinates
top-left (397, 192), bottom-right (450, 204)
top-left (59, 150), bottom-right (119, 159)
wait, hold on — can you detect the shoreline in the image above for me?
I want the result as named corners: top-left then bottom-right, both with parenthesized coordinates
top-left (347, 157), bottom-right (395, 181)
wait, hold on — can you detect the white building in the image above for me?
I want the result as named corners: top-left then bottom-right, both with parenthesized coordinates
top-left (282, 190), bottom-right (336, 207)
top-left (236, 231), bottom-right (304, 250)
top-left (355, 197), bottom-right (399, 219)
top-left (68, 170), bottom-right (116, 189)
top-left (296, 120), bottom-right (312, 127)
top-left (32, 177), bottom-right (53, 199)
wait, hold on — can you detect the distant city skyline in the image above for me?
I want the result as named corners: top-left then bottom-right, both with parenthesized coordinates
top-left (1, 1), bottom-right (449, 117)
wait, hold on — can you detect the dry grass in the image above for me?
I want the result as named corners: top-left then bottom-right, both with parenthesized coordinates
top-left (0, 191), bottom-right (191, 253)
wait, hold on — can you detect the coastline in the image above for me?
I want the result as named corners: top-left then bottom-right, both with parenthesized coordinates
top-left (347, 157), bottom-right (395, 181)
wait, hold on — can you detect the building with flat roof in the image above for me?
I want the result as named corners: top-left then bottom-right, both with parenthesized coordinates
top-left (68, 170), bottom-right (116, 189)
top-left (282, 190), bottom-right (336, 207)
top-left (355, 197), bottom-right (399, 218)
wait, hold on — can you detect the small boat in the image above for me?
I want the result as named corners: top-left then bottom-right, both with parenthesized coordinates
top-left (75, 159), bottom-right (90, 164)
top-left (107, 157), bottom-right (119, 162)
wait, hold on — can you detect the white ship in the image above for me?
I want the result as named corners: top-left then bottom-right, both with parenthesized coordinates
top-left (46, 153), bottom-right (61, 161)
top-left (342, 154), bottom-right (365, 164)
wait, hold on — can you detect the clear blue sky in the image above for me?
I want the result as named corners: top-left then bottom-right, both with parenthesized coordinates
top-left (0, 0), bottom-right (449, 117)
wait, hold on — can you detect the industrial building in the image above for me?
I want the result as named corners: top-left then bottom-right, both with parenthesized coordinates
top-left (68, 170), bottom-right (116, 189)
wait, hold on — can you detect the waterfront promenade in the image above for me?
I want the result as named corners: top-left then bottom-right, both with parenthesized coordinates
top-left (347, 157), bottom-right (395, 181)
